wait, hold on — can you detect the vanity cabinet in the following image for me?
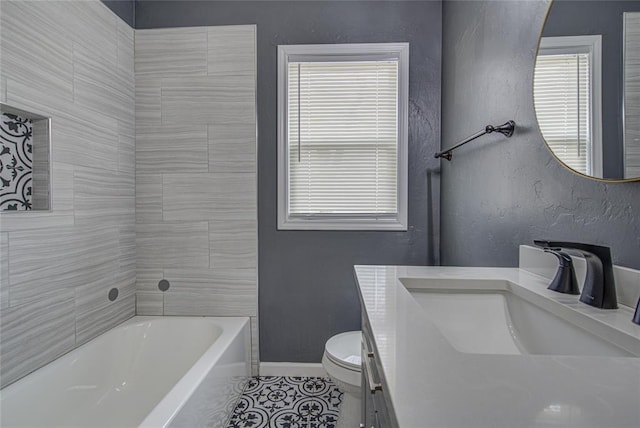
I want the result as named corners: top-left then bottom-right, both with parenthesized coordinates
top-left (354, 262), bottom-right (640, 428)
top-left (361, 313), bottom-right (398, 428)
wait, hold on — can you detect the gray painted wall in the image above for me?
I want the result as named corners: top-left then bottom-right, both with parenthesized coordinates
top-left (136, 0), bottom-right (442, 362)
top-left (543, 0), bottom-right (640, 179)
top-left (441, 0), bottom-right (640, 271)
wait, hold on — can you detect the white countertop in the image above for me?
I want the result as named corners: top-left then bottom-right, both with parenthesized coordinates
top-left (354, 265), bottom-right (640, 428)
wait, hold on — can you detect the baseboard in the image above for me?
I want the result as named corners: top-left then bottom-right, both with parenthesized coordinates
top-left (259, 362), bottom-right (327, 377)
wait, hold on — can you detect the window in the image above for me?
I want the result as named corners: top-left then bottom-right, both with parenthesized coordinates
top-left (534, 35), bottom-right (602, 177)
top-left (277, 43), bottom-right (408, 230)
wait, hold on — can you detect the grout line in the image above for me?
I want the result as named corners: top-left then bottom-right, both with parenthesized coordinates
top-left (71, 165), bottom-right (77, 226)
top-left (159, 86), bottom-right (163, 126)
top-left (161, 275), bottom-right (165, 315)
top-left (73, 301), bottom-right (79, 347)
top-left (206, 28), bottom-right (209, 76)
top-left (207, 125), bottom-right (210, 173)
top-left (116, 18), bottom-right (121, 71)
top-left (160, 173), bottom-right (164, 222)
top-left (71, 42), bottom-right (76, 103)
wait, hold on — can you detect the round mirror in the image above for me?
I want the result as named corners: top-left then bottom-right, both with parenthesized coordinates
top-left (534, 0), bottom-right (640, 181)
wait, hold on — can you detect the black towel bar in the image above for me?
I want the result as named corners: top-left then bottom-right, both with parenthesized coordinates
top-left (435, 120), bottom-right (515, 161)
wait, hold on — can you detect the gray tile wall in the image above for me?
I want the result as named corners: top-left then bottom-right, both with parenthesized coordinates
top-left (0, 0), bottom-right (135, 388)
top-left (134, 26), bottom-right (258, 374)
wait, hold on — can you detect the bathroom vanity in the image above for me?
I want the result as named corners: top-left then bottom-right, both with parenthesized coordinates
top-left (361, 313), bottom-right (397, 428)
top-left (355, 246), bottom-right (640, 428)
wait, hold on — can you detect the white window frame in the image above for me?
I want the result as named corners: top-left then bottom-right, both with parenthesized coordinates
top-left (277, 43), bottom-right (409, 231)
top-left (537, 35), bottom-right (603, 178)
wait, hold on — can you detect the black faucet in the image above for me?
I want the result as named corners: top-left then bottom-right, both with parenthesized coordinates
top-left (534, 240), bottom-right (618, 309)
top-left (543, 248), bottom-right (580, 295)
top-left (633, 298), bottom-right (640, 325)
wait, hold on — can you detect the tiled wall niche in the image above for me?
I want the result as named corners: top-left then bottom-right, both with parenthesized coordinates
top-left (134, 26), bottom-right (259, 374)
top-left (0, 0), bottom-right (135, 388)
top-left (0, 103), bottom-right (51, 212)
top-left (1, 111), bottom-right (34, 211)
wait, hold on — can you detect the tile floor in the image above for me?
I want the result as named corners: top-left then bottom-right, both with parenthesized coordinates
top-left (227, 376), bottom-right (343, 428)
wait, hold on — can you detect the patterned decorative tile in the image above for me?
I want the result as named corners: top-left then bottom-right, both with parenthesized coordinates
top-left (227, 377), bottom-right (342, 428)
top-left (0, 112), bottom-right (34, 211)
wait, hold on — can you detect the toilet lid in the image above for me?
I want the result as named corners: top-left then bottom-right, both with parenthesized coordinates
top-left (325, 331), bottom-right (362, 370)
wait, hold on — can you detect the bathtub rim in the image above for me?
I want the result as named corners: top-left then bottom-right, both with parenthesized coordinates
top-left (0, 315), bottom-right (251, 428)
top-left (137, 316), bottom-right (250, 428)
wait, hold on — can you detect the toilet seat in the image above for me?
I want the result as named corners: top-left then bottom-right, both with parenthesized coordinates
top-left (322, 331), bottom-right (363, 428)
top-left (324, 331), bottom-right (361, 372)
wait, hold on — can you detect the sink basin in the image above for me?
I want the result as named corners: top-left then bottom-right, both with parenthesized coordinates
top-left (399, 278), bottom-right (637, 357)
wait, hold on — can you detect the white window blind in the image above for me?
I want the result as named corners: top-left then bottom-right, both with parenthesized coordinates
top-left (534, 53), bottom-right (591, 175)
top-left (287, 60), bottom-right (398, 216)
top-left (277, 43), bottom-right (408, 231)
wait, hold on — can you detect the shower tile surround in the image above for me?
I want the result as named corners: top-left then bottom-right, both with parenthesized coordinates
top-left (0, 0), bottom-right (135, 388)
top-left (0, 3), bottom-right (258, 386)
top-left (134, 26), bottom-right (259, 373)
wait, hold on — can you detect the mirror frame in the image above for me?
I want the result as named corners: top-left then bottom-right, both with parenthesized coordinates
top-left (534, 0), bottom-right (640, 183)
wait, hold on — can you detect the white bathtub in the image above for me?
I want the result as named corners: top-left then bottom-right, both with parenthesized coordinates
top-left (0, 316), bottom-right (251, 428)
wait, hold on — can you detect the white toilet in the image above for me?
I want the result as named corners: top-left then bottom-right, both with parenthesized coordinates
top-left (322, 331), bottom-right (362, 428)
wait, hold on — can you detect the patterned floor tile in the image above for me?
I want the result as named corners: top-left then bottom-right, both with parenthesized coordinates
top-left (227, 376), bottom-right (343, 428)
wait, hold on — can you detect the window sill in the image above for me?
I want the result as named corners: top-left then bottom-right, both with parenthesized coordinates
top-left (277, 217), bottom-right (408, 231)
